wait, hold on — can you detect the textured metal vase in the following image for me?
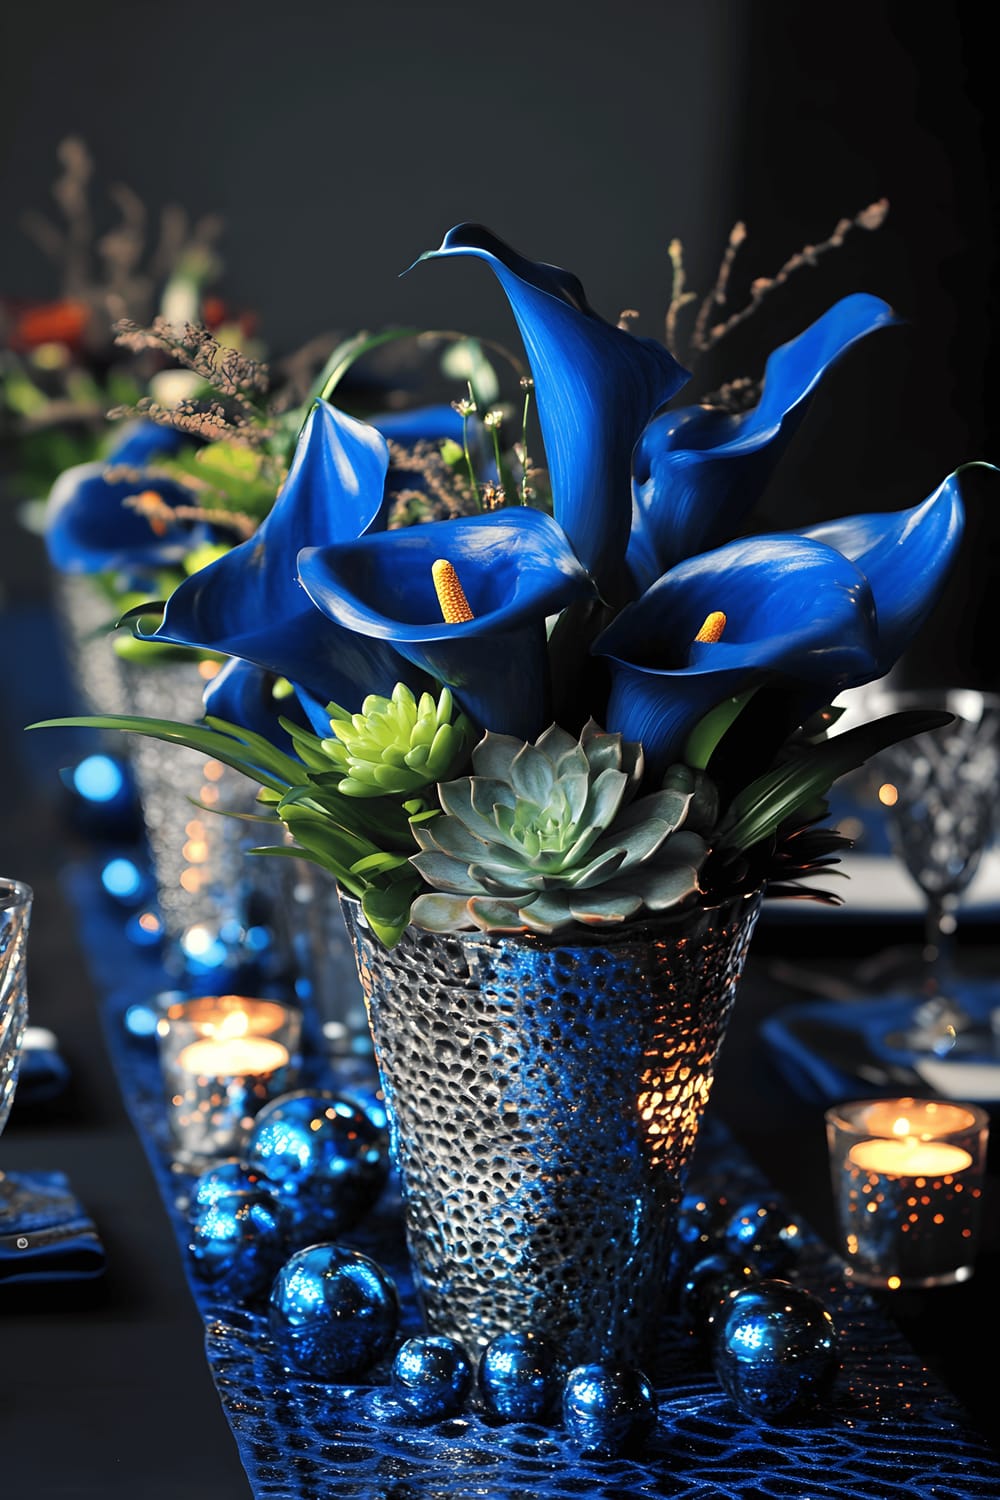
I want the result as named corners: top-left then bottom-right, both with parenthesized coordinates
top-left (342, 887), bottom-right (763, 1370)
top-left (0, 878), bottom-right (33, 1140)
top-left (51, 572), bottom-right (131, 732)
top-left (118, 657), bottom-right (280, 980)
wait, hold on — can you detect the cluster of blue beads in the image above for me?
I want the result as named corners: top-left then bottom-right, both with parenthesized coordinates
top-left (387, 1329), bottom-right (658, 1456)
top-left (187, 1144), bottom-right (837, 1444)
top-left (184, 1089), bottom-right (391, 1307)
top-left (674, 1183), bottom-right (841, 1420)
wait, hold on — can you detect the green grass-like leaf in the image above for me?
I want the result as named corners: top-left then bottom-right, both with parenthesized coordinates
top-left (716, 708), bottom-right (952, 855)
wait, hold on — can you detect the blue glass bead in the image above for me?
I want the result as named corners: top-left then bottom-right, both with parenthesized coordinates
top-left (391, 1335), bottom-right (475, 1422)
top-left (561, 1363), bottom-right (658, 1457)
top-left (268, 1243), bottom-right (399, 1381)
top-left (676, 1184), bottom-right (736, 1260)
top-left (188, 1158), bottom-right (279, 1216)
top-left (246, 1090), bottom-right (389, 1244)
top-left (479, 1331), bottom-right (562, 1422)
top-left (187, 1189), bottom-right (287, 1302)
top-left (723, 1196), bottom-right (803, 1276)
top-left (679, 1252), bottom-right (759, 1345)
top-left (712, 1278), bottom-right (841, 1420)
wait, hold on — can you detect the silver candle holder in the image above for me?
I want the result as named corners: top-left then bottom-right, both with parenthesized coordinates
top-left (157, 995), bottom-right (302, 1168)
top-left (825, 1095), bottom-right (989, 1289)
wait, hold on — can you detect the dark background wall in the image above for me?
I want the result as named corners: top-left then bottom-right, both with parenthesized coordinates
top-left (2, 0), bottom-right (997, 680)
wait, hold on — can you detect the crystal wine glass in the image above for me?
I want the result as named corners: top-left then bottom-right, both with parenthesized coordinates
top-left (865, 688), bottom-right (1000, 1055)
top-left (1, 877), bottom-right (33, 1212)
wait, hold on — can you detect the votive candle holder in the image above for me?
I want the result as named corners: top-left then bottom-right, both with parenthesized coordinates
top-left (824, 1095), bottom-right (989, 1289)
top-left (157, 995), bottom-right (302, 1167)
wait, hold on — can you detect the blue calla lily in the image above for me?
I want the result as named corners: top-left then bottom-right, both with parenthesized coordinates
top-left (103, 421), bottom-right (189, 468)
top-left (297, 507), bottom-right (597, 741)
top-left (414, 224), bottom-right (688, 596)
top-left (593, 534), bottom-right (879, 781)
top-left (369, 404), bottom-right (467, 445)
top-left (149, 399), bottom-right (428, 713)
top-left (802, 469), bottom-right (966, 674)
top-left (627, 293), bottom-right (900, 591)
top-left (45, 421), bottom-right (201, 574)
top-left (202, 657), bottom-right (311, 744)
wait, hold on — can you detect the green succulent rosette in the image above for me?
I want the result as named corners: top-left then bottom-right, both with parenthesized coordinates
top-left (408, 718), bottom-right (710, 935)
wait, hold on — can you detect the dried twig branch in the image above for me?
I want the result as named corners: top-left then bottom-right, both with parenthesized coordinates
top-left (107, 395), bottom-right (274, 448)
top-left (123, 489), bottom-right (257, 541)
top-left (690, 221), bottom-right (747, 356)
top-left (692, 199), bottom-right (889, 356)
top-left (664, 239), bottom-right (698, 358)
top-left (114, 318), bottom-right (269, 399)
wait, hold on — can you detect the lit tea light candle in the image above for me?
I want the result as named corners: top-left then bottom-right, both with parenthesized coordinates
top-left (847, 1137), bottom-right (972, 1176)
top-left (157, 995), bottom-right (302, 1168)
top-left (176, 1034), bottom-right (291, 1078)
top-left (825, 1096), bottom-right (989, 1290)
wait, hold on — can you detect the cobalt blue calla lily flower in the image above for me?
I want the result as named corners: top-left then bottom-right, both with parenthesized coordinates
top-left (368, 404), bottom-right (467, 446)
top-left (297, 507), bottom-right (596, 742)
top-left (415, 224), bottom-right (688, 598)
top-left (627, 293), bottom-right (900, 591)
top-left (593, 533), bottom-right (880, 781)
top-left (45, 421), bottom-right (198, 574)
top-left (34, 221), bottom-right (988, 948)
top-left (149, 399), bottom-right (430, 719)
top-left (802, 470), bottom-right (965, 675)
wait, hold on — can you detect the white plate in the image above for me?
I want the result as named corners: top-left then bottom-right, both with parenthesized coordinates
top-left (765, 846), bottom-right (1000, 921)
top-left (915, 1055), bottom-right (1000, 1103)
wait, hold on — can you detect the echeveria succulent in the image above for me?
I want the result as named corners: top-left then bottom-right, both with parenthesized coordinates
top-left (408, 719), bottom-right (708, 934)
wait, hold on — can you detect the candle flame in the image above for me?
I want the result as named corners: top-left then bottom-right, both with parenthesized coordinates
top-left (892, 1115), bottom-right (911, 1136)
top-left (215, 1009), bottom-right (250, 1041)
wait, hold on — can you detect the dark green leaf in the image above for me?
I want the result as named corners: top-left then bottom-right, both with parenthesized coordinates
top-left (718, 709), bottom-right (953, 854)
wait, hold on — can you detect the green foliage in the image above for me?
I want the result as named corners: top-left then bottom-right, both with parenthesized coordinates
top-left (714, 707), bottom-right (952, 855)
top-left (25, 709), bottom-right (429, 947)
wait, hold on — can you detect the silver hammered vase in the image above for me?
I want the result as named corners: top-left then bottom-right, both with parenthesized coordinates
top-left (118, 657), bottom-right (281, 979)
top-left (341, 887), bottom-right (763, 1370)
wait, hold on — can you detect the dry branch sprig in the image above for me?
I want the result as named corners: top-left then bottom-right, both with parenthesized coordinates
top-left (106, 395), bottom-right (275, 449)
top-left (691, 198), bottom-right (890, 358)
top-left (114, 318), bottom-right (270, 400)
top-left (386, 439), bottom-right (478, 526)
top-left (123, 489), bottom-right (257, 542)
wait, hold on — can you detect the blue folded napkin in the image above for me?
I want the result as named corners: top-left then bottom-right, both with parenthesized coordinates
top-left (761, 978), bottom-right (1000, 1108)
top-left (0, 1170), bottom-right (107, 1284)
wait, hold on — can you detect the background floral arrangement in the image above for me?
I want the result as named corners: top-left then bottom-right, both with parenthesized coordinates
top-left (32, 209), bottom-right (984, 947)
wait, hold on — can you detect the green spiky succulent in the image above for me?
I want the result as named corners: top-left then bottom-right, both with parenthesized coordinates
top-left (408, 719), bottom-right (713, 935)
top-left (319, 683), bottom-right (475, 797)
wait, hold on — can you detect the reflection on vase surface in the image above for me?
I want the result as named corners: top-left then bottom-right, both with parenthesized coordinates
top-left (342, 888), bottom-right (762, 1371)
top-left (1, 878), bottom-right (33, 1142)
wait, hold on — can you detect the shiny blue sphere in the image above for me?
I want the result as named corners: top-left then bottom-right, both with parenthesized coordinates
top-left (723, 1197), bottom-right (803, 1276)
top-left (391, 1335), bottom-right (474, 1422)
top-left (713, 1278), bottom-right (840, 1420)
top-left (479, 1331), bottom-right (561, 1422)
top-left (679, 1252), bottom-right (759, 1345)
top-left (188, 1158), bottom-right (279, 1217)
top-left (247, 1090), bottom-right (389, 1244)
top-left (268, 1243), bottom-right (399, 1381)
top-left (562, 1363), bottom-right (657, 1456)
top-left (187, 1189), bottom-right (287, 1302)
